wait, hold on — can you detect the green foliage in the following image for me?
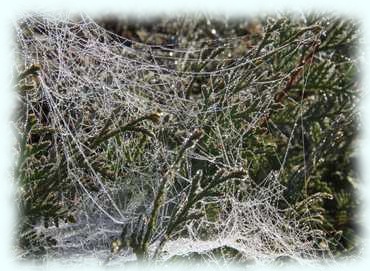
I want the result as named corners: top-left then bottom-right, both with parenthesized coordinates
top-left (15, 65), bottom-right (71, 255)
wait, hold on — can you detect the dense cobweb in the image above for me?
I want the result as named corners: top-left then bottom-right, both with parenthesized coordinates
top-left (14, 12), bottom-right (337, 266)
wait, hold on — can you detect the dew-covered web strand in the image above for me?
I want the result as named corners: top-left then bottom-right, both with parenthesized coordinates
top-left (39, 77), bottom-right (127, 224)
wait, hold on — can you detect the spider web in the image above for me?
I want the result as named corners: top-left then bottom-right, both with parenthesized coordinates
top-left (14, 12), bottom-right (340, 266)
